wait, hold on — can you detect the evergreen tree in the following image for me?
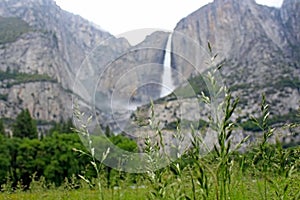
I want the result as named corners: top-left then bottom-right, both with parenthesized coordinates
top-left (61, 118), bottom-right (75, 133)
top-left (0, 119), bottom-right (5, 136)
top-left (12, 109), bottom-right (37, 139)
top-left (48, 118), bottom-right (75, 134)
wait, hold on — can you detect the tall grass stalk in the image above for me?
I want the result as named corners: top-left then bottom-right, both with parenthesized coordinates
top-left (251, 96), bottom-right (299, 200)
top-left (251, 94), bottom-right (274, 200)
top-left (199, 42), bottom-right (249, 200)
top-left (72, 104), bottom-right (110, 200)
top-left (144, 101), bottom-right (169, 200)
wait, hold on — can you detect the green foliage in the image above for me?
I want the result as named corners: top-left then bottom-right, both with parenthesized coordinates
top-left (230, 77), bottom-right (300, 92)
top-left (240, 119), bottom-right (262, 132)
top-left (42, 133), bottom-right (87, 186)
top-left (0, 17), bottom-right (32, 44)
top-left (48, 118), bottom-right (75, 134)
top-left (229, 83), bottom-right (249, 91)
top-left (271, 77), bottom-right (300, 90)
top-left (0, 132), bottom-right (90, 190)
top-left (165, 119), bottom-right (209, 130)
top-left (109, 134), bottom-right (138, 152)
top-left (240, 110), bottom-right (299, 132)
top-left (12, 109), bottom-right (37, 139)
top-left (16, 139), bottom-right (44, 189)
top-left (0, 135), bottom-right (11, 186)
top-left (173, 74), bottom-right (210, 98)
top-left (0, 119), bottom-right (5, 135)
top-left (5, 137), bottom-right (22, 189)
top-left (0, 93), bottom-right (8, 101)
top-left (0, 70), bottom-right (55, 87)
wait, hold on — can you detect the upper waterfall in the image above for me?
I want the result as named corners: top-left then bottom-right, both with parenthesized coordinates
top-left (160, 34), bottom-right (175, 97)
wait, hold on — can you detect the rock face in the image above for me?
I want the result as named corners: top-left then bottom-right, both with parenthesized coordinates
top-left (129, 0), bottom-right (300, 146)
top-left (0, 82), bottom-right (72, 121)
top-left (171, 0), bottom-right (300, 118)
top-left (0, 0), bottom-right (114, 123)
top-left (0, 0), bottom-right (170, 132)
top-left (280, 0), bottom-right (300, 60)
top-left (0, 0), bottom-right (299, 140)
top-left (76, 31), bottom-right (169, 132)
top-left (0, 0), bottom-right (112, 88)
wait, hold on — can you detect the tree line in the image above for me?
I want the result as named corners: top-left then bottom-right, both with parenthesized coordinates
top-left (0, 109), bottom-right (138, 190)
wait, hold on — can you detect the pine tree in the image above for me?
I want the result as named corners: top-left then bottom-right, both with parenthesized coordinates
top-left (12, 109), bottom-right (37, 139)
top-left (0, 119), bottom-right (5, 136)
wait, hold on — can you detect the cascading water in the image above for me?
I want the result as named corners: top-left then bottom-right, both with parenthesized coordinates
top-left (160, 34), bottom-right (175, 97)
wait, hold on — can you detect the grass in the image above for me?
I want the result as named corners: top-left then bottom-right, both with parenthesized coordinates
top-left (0, 172), bottom-right (299, 199)
top-left (0, 188), bottom-right (148, 200)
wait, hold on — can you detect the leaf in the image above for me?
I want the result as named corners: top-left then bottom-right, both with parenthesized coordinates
top-left (217, 61), bottom-right (225, 70)
top-left (263, 112), bottom-right (270, 123)
top-left (201, 91), bottom-right (210, 104)
top-left (208, 41), bottom-right (212, 54)
top-left (72, 148), bottom-right (89, 156)
top-left (91, 147), bottom-right (95, 157)
top-left (101, 147), bottom-right (110, 162)
top-left (87, 115), bottom-right (93, 123)
top-left (78, 174), bottom-right (90, 184)
top-left (214, 145), bottom-right (220, 157)
top-left (250, 116), bottom-right (259, 124)
top-left (212, 53), bottom-right (218, 61)
top-left (284, 184), bottom-right (289, 193)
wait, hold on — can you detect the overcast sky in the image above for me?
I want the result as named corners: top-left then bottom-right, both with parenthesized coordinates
top-left (54, 0), bottom-right (284, 36)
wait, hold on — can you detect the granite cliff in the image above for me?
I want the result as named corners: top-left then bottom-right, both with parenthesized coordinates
top-left (0, 0), bottom-right (299, 141)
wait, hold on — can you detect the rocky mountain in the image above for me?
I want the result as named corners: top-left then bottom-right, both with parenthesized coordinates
top-left (0, 0), bottom-right (299, 142)
top-left (124, 0), bottom-right (300, 147)
top-left (165, 0), bottom-right (300, 115)
top-left (0, 0), bottom-right (145, 124)
top-left (0, 0), bottom-right (169, 133)
top-left (0, 0), bottom-right (112, 125)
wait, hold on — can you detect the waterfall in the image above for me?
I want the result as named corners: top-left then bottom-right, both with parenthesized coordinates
top-left (160, 34), bottom-right (175, 97)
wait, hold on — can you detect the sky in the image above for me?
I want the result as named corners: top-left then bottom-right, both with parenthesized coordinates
top-left (54, 0), bottom-right (284, 36)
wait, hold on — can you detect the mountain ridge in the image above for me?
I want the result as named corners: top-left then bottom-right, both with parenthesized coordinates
top-left (0, 0), bottom-right (118, 126)
top-left (0, 0), bottom-right (299, 140)
top-left (133, 0), bottom-right (299, 145)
